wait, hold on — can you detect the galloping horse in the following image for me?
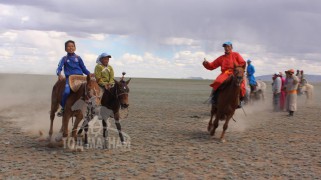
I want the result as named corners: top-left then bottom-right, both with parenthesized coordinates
top-left (49, 75), bottom-right (101, 142)
top-left (77, 78), bottom-right (131, 146)
top-left (207, 66), bottom-right (245, 142)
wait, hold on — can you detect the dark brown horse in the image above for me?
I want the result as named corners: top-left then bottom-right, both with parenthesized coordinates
top-left (49, 75), bottom-right (101, 143)
top-left (77, 78), bottom-right (131, 146)
top-left (207, 66), bottom-right (245, 142)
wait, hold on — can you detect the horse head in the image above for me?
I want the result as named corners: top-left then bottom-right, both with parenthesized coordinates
top-left (233, 65), bottom-right (245, 87)
top-left (85, 75), bottom-right (101, 106)
top-left (114, 78), bottom-right (131, 109)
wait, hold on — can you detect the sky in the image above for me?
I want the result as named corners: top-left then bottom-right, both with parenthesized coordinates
top-left (0, 0), bottom-right (321, 79)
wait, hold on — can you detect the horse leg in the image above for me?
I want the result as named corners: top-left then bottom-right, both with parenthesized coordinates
top-left (114, 112), bottom-right (125, 144)
top-left (80, 122), bottom-right (87, 145)
top-left (49, 101), bottom-right (59, 142)
top-left (71, 112), bottom-right (83, 139)
top-left (102, 118), bottom-right (109, 149)
top-left (61, 111), bottom-right (72, 139)
top-left (49, 111), bottom-right (55, 142)
top-left (208, 105), bottom-right (215, 132)
top-left (220, 117), bottom-right (231, 142)
top-left (210, 117), bottom-right (219, 137)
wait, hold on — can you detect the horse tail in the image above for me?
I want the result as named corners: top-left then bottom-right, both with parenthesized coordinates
top-left (50, 80), bottom-right (64, 116)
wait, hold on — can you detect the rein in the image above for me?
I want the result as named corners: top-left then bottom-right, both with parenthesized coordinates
top-left (83, 82), bottom-right (99, 103)
top-left (108, 83), bottom-right (128, 101)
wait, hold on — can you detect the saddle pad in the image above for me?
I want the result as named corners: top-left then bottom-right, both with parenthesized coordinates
top-left (69, 75), bottom-right (86, 92)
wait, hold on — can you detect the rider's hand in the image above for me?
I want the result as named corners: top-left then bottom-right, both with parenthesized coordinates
top-left (58, 74), bottom-right (64, 81)
top-left (90, 73), bottom-right (96, 78)
top-left (105, 84), bottom-right (111, 90)
top-left (203, 58), bottom-right (209, 66)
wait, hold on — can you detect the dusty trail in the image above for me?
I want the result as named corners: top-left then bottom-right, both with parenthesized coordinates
top-left (1, 74), bottom-right (321, 179)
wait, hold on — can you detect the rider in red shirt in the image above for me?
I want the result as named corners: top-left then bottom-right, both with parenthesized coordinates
top-left (203, 41), bottom-right (246, 107)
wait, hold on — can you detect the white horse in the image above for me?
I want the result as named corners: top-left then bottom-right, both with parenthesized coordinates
top-left (298, 83), bottom-right (314, 103)
top-left (245, 78), bottom-right (266, 103)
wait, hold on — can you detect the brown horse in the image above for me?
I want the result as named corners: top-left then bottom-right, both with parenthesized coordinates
top-left (77, 78), bottom-right (131, 146)
top-left (49, 75), bottom-right (101, 143)
top-left (207, 66), bottom-right (245, 142)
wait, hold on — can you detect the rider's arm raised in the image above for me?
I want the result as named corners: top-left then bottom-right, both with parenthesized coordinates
top-left (203, 57), bottom-right (223, 70)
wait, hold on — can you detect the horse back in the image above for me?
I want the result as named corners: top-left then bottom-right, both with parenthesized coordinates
top-left (256, 80), bottom-right (266, 91)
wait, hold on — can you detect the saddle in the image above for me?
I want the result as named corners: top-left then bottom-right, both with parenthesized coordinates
top-left (69, 75), bottom-right (86, 92)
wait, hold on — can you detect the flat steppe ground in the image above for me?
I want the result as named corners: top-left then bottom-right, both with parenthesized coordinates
top-left (1, 74), bottom-right (321, 179)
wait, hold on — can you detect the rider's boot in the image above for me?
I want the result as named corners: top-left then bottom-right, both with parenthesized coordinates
top-left (237, 96), bottom-right (245, 109)
top-left (57, 108), bottom-right (64, 117)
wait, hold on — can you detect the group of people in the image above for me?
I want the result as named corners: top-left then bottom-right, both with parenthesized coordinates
top-left (56, 40), bottom-right (115, 117)
top-left (57, 39), bottom-right (303, 118)
top-left (272, 70), bottom-right (300, 116)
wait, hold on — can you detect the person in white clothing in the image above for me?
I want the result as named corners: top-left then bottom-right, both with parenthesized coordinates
top-left (272, 72), bottom-right (282, 111)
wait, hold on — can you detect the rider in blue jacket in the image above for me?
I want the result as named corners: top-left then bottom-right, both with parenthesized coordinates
top-left (246, 59), bottom-right (257, 92)
top-left (56, 40), bottom-right (91, 117)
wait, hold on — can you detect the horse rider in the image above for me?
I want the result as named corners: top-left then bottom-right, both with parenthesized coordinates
top-left (94, 52), bottom-right (115, 92)
top-left (246, 59), bottom-right (257, 92)
top-left (56, 40), bottom-right (93, 117)
top-left (300, 70), bottom-right (307, 85)
top-left (202, 41), bottom-right (246, 108)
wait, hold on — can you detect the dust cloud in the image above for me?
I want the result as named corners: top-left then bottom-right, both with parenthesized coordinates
top-left (0, 74), bottom-right (59, 135)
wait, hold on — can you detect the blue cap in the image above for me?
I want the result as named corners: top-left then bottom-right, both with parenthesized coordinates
top-left (222, 41), bottom-right (232, 47)
top-left (96, 52), bottom-right (112, 63)
top-left (100, 53), bottom-right (111, 58)
top-left (247, 59), bottom-right (251, 62)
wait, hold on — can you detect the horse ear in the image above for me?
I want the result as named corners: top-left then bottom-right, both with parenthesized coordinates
top-left (114, 79), bottom-right (119, 85)
top-left (126, 78), bottom-right (131, 85)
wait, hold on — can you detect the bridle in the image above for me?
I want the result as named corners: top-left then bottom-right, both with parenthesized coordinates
top-left (233, 68), bottom-right (244, 86)
top-left (109, 82), bottom-right (129, 101)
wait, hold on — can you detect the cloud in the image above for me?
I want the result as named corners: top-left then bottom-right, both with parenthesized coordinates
top-left (0, 0), bottom-right (321, 78)
top-left (161, 37), bottom-right (199, 46)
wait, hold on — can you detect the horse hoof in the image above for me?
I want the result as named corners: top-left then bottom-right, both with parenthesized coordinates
top-left (210, 130), bottom-right (215, 136)
top-left (103, 145), bottom-right (109, 150)
top-left (55, 133), bottom-right (63, 142)
top-left (46, 136), bottom-right (52, 142)
top-left (221, 139), bottom-right (226, 143)
top-left (47, 143), bottom-right (54, 148)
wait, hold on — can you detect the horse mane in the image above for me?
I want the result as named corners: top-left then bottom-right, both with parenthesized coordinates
top-left (218, 75), bottom-right (233, 91)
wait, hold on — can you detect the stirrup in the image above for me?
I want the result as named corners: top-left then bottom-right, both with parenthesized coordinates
top-left (57, 108), bottom-right (64, 117)
top-left (237, 101), bottom-right (244, 109)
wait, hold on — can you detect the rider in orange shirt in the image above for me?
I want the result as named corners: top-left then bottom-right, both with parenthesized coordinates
top-left (203, 41), bottom-right (246, 107)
